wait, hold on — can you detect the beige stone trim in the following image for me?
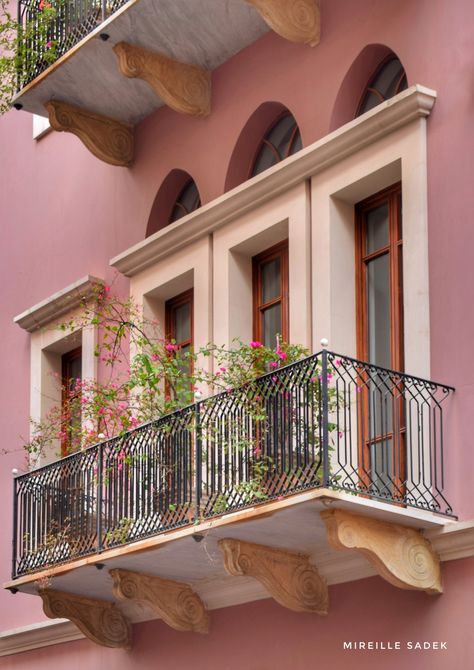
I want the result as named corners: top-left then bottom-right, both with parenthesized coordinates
top-left (321, 509), bottom-right (442, 595)
top-left (111, 86), bottom-right (436, 276)
top-left (247, 0), bottom-right (320, 46)
top-left (110, 568), bottom-right (209, 634)
top-left (39, 589), bottom-right (132, 649)
top-left (14, 275), bottom-right (103, 332)
top-left (0, 619), bottom-right (84, 657)
top-left (46, 100), bottom-right (134, 167)
top-left (219, 538), bottom-right (328, 614)
top-left (114, 42), bottom-right (211, 117)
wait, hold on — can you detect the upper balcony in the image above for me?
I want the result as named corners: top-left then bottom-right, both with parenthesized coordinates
top-left (5, 349), bottom-right (459, 650)
top-left (13, 0), bottom-right (320, 166)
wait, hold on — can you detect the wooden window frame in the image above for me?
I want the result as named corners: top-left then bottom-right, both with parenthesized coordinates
top-left (252, 240), bottom-right (289, 346)
top-left (355, 182), bottom-right (405, 495)
top-left (61, 346), bottom-right (82, 456)
top-left (355, 182), bottom-right (403, 371)
top-left (165, 288), bottom-right (194, 351)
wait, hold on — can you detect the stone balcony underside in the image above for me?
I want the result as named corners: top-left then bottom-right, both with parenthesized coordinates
top-left (14, 0), bottom-right (277, 123)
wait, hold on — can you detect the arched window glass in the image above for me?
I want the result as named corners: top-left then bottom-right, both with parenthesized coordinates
top-left (251, 113), bottom-right (302, 177)
top-left (169, 180), bottom-right (201, 224)
top-left (357, 57), bottom-right (407, 116)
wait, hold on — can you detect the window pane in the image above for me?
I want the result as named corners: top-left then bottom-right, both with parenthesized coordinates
top-left (366, 203), bottom-right (389, 254)
top-left (266, 114), bottom-right (296, 159)
top-left (68, 355), bottom-right (82, 391)
top-left (373, 58), bottom-right (405, 99)
top-left (262, 303), bottom-right (282, 348)
top-left (174, 303), bottom-right (190, 343)
top-left (169, 181), bottom-right (201, 223)
top-left (262, 257), bottom-right (281, 303)
top-left (367, 253), bottom-right (391, 368)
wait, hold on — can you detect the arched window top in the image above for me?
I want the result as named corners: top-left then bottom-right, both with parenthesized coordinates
top-left (146, 170), bottom-right (201, 238)
top-left (169, 179), bottom-right (201, 224)
top-left (357, 57), bottom-right (407, 117)
top-left (250, 113), bottom-right (302, 178)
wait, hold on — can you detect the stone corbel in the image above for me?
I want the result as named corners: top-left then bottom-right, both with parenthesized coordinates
top-left (110, 568), bottom-right (209, 633)
top-left (45, 100), bottom-right (134, 167)
top-left (114, 43), bottom-right (211, 117)
top-left (321, 509), bottom-right (442, 594)
top-left (38, 589), bottom-right (132, 649)
top-left (219, 539), bottom-right (328, 614)
top-left (247, 0), bottom-right (320, 47)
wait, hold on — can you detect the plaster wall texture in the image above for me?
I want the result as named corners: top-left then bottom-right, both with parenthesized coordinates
top-left (2, 558), bottom-right (474, 670)
top-left (0, 0), bottom-right (473, 634)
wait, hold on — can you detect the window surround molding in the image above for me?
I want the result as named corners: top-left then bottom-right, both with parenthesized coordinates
top-left (14, 276), bottom-right (103, 466)
top-left (111, 85), bottom-right (436, 278)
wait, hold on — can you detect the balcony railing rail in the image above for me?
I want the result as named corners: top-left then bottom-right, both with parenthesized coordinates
top-left (17, 0), bottom-right (129, 89)
top-left (12, 350), bottom-right (455, 578)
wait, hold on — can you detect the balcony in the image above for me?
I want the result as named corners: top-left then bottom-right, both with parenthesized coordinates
top-left (5, 349), bottom-right (459, 647)
top-left (13, 0), bottom-right (321, 165)
top-left (10, 348), bottom-right (454, 572)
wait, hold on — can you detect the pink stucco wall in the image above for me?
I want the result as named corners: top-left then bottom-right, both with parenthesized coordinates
top-left (0, 0), bottom-right (473, 640)
top-left (3, 558), bottom-right (474, 670)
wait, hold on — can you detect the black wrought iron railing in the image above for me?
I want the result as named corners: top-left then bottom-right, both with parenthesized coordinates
top-left (12, 350), bottom-right (455, 578)
top-left (17, 0), bottom-right (129, 89)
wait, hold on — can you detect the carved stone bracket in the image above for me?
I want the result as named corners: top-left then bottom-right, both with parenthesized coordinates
top-left (38, 589), bottom-right (132, 649)
top-left (45, 100), bottom-right (134, 167)
top-left (110, 568), bottom-right (209, 634)
top-left (321, 509), bottom-right (442, 594)
top-left (247, 0), bottom-right (320, 47)
top-left (219, 539), bottom-right (328, 614)
top-left (114, 43), bottom-right (211, 117)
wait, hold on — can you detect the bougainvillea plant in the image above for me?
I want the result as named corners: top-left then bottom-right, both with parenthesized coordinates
top-left (25, 283), bottom-right (310, 457)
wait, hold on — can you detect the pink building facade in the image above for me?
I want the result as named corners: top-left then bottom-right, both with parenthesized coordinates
top-left (1, 0), bottom-right (473, 666)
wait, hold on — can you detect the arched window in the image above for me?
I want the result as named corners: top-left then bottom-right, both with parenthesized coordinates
top-left (250, 113), bottom-right (302, 178)
top-left (146, 171), bottom-right (202, 237)
top-left (357, 57), bottom-right (407, 116)
top-left (169, 179), bottom-right (201, 224)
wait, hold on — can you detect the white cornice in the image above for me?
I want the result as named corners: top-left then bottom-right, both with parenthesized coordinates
top-left (110, 85), bottom-right (436, 277)
top-left (0, 619), bottom-right (84, 656)
top-left (14, 276), bottom-right (104, 333)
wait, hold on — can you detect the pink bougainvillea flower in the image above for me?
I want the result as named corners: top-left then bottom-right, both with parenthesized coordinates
top-left (165, 343), bottom-right (178, 352)
top-left (335, 358), bottom-right (342, 366)
top-left (269, 361), bottom-right (278, 368)
top-left (219, 367), bottom-right (227, 372)
top-left (254, 447), bottom-right (262, 457)
top-left (250, 341), bottom-right (262, 348)
top-left (117, 463), bottom-right (123, 472)
top-left (271, 376), bottom-right (278, 382)
top-left (278, 351), bottom-right (287, 361)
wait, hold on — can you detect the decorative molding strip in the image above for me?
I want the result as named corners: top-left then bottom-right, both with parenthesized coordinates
top-left (247, 0), bottom-right (320, 46)
top-left (45, 100), bottom-right (134, 167)
top-left (114, 43), bottom-right (211, 117)
top-left (0, 619), bottom-right (84, 657)
top-left (111, 85), bottom-right (436, 277)
top-left (14, 275), bottom-right (103, 332)
top-left (111, 568), bottom-right (209, 633)
top-left (321, 509), bottom-right (442, 595)
top-left (219, 539), bottom-right (328, 614)
top-left (39, 590), bottom-right (132, 649)
top-left (427, 519), bottom-right (474, 562)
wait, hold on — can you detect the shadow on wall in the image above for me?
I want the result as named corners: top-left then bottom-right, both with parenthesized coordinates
top-left (329, 44), bottom-right (407, 132)
top-left (225, 101), bottom-right (302, 192)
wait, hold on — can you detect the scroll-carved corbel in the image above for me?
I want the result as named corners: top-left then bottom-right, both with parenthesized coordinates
top-left (321, 509), bottom-right (442, 595)
top-left (110, 568), bottom-right (209, 633)
top-left (219, 539), bottom-right (328, 614)
top-left (39, 589), bottom-right (132, 649)
top-left (114, 43), bottom-right (211, 117)
top-left (45, 100), bottom-right (134, 167)
top-left (247, 0), bottom-right (320, 47)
